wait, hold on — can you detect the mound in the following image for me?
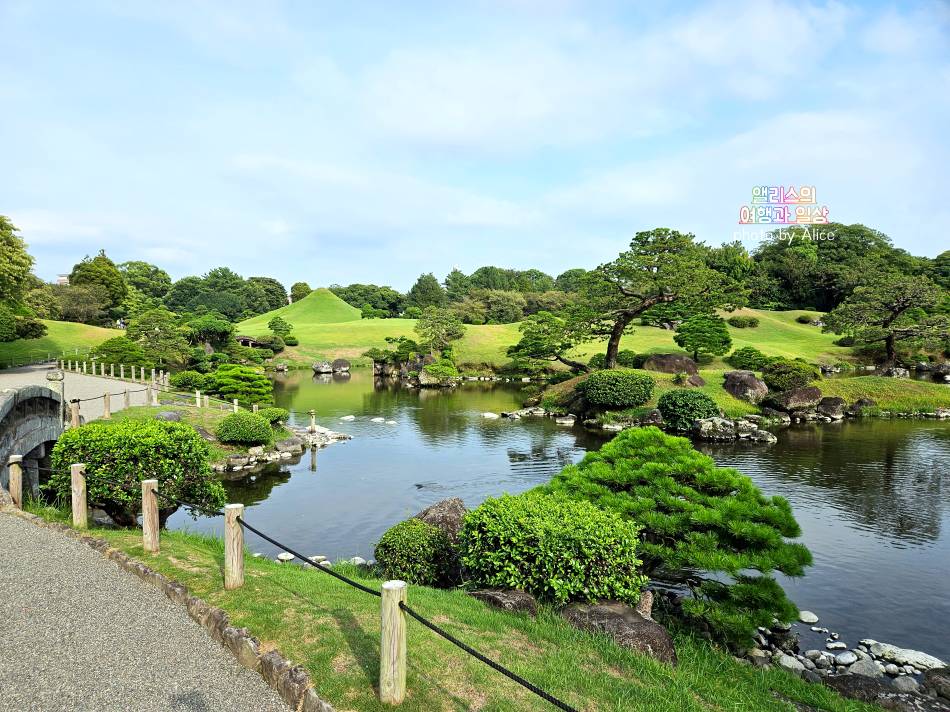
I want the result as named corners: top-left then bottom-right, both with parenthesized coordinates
top-left (238, 288), bottom-right (361, 334)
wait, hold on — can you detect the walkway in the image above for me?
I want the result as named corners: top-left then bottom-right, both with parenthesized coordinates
top-left (0, 511), bottom-right (286, 711)
top-left (0, 364), bottom-right (149, 420)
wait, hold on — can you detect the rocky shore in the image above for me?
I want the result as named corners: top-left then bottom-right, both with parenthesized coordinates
top-left (213, 424), bottom-right (351, 473)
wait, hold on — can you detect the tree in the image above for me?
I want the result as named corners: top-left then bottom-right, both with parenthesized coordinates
top-left (406, 273), bottom-right (447, 309)
top-left (554, 268), bottom-right (587, 293)
top-left (186, 313), bottom-right (234, 348)
top-left (90, 336), bottom-right (152, 368)
top-left (116, 285), bottom-right (162, 320)
top-left (24, 283), bottom-right (61, 319)
top-left (127, 308), bottom-right (190, 366)
top-left (330, 283), bottom-right (404, 316)
top-left (443, 269), bottom-right (471, 302)
top-left (546, 427), bottom-right (812, 646)
top-left (823, 273), bottom-right (949, 363)
top-left (248, 276), bottom-right (288, 312)
top-left (118, 261), bottom-right (172, 299)
top-left (70, 250), bottom-right (128, 311)
top-left (52, 284), bottom-right (111, 324)
top-left (290, 281), bottom-right (312, 302)
top-left (0, 216), bottom-right (34, 303)
top-left (414, 307), bottom-right (465, 354)
top-left (576, 228), bottom-right (737, 368)
top-left (507, 312), bottom-right (590, 372)
top-left (673, 314), bottom-right (732, 361)
top-left (208, 364), bottom-right (273, 405)
top-left (933, 251), bottom-right (950, 289)
top-left (267, 316), bottom-right (293, 338)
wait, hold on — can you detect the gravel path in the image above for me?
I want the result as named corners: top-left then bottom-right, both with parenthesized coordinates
top-left (0, 512), bottom-right (287, 711)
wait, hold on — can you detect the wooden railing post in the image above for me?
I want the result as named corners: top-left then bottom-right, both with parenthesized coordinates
top-left (82, 361), bottom-right (87, 374)
top-left (224, 504), bottom-right (245, 590)
top-left (71, 463), bottom-right (87, 529)
top-left (102, 391), bottom-right (111, 419)
top-left (380, 580), bottom-right (407, 705)
top-left (203, 394), bottom-right (209, 408)
top-left (123, 389), bottom-right (130, 409)
top-left (232, 399), bottom-right (239, 414)
top-left (120, 364), bottom-right (125, 380)
top-left (146, 385), bottom-right (154, 407)
top-left (141, 479), bottom-right (159, 553)
top-left (110, 363), bottom-right (115, 378)
top-left (7, 455), bottom-right (23, 509)
top-left (252, 403), bottom-right (259, 414)
top-left (70, 400), bottom-right (80, 428)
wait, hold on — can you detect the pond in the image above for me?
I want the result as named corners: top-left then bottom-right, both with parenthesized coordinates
top-left (168, 369), bottom-right (950, 661)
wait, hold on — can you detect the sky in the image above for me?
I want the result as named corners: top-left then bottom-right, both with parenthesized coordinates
top-left (2, 0), bottom-right (949, 291)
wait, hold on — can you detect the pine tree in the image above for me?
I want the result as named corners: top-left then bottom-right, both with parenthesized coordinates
top-left (673, 313), bottom-right (732, 361)
top-left (406, 272), bottom-right (447, 308)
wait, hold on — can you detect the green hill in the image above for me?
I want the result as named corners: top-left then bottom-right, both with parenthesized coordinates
top-left (237, 288), bottom-right (360, 334)
top-left (0, 320), bottom-right (120, 367)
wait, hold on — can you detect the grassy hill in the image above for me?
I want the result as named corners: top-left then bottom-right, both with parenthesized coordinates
top-left (238, 288), bottom-right (361, 331)
top-left (0, 320), bottom-right (119, 367)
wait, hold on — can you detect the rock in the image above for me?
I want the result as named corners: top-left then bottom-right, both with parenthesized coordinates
top-left (850, 657), bottom-right (884, 678)
top-left (847, 398), bottom-right (877, 416)
top-left (348, 556), bottom-right (366, 566)
top-left (887, 664), bottom-right (902, 675)
top-left (554, 416), bottom-right (576, 425)
top-left (414, 498), bottom-right (467, 542)
top-left (816, 656), bottom-right (832, 669)
top-left (774, 653), bottom-right (805, 676)
top-left (248, 445), bottom-right (264, 456)
top-left (836, 651), bottom-right (859, 666)
top-left (748, 648), bottom-right (770, 667)
top-left (635, 590), bottom-right (654, 620)
top-left (798, 611), bottom-right (819, 624)
top-left (723, 371), bottom-right (769, 404)
top-left (313, 361), bottom-right (333, 374)
top-left (692, 417), bottom-right (736, 441)
top-left (469, 589), bottom-right (538, 615)
top-left (601, 423), bottom-right (624, 432)
top-left (276, 437), bottom-right (304, 454)
top-left (227, 455), bottom-right (250, 468)
top-left (805, 650), bottom-right (823, 661)
top-left (370, 417), bottom-right (385, 423)
top-left (882, 366), bottom-right (911, 378)
top-left (308, 555), bottom-right (327, 563)
top-left (642, 354), bottom-right (698, 375)
top-left (923, 668), bottom-right (950, 700)
top-left (761, 407), bottom-right (792, 425)
top-left (331, 358), bottom-right (350, 373)
top-left (276, 552), bottom-right (294, 563)
top-left (827, 642), bottom-right (848, 650)
top-left (935, 408), bottom-right (950, 419)
top-left (825, 675), bottom-right (950, 712)
top-left (561, 601), bottom-right (677, 665)
top-left (482, 412), bottom-right (500, 419)
top-left (893, 676), bottom-right (920, 694)
top-left (865, 640), bottom-right (947, 670)
top-left (769, 387), bottom-right (823, 412)
top-left (735, 419), bottom-right (758, 438)
top-left (340, 415), bottom-right (356, 421)
top-left (684, 373), bottom-right (706, 387)
top-left (817, 397), bottom-right (846, 420)
top-left (154, 410), bottom-right (182, 422)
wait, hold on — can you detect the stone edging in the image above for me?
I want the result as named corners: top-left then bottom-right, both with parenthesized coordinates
top-left (1, 506), bottom-right (334, 712)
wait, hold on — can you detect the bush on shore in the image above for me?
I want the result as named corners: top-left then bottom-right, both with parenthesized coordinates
top-left (215, 411), bottom-right (273, 445)
top-left (375, 519), bottom-right (455, 586)
top-left (761, 358), bottom-right (820, 392)
top-left (657, 389), bottom-right (719, 431)
top-left (579, 369), bottom-right (654, 409)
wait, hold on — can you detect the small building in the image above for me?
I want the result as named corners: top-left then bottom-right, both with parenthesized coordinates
top-left (235, 335), bottom-right (261, 348)
top-left (55, 274), bottom-right (70, 285)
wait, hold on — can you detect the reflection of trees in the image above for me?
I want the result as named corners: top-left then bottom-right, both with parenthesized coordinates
top-left (700, 421), bottom-right (950, 545)
top-left (223, 464), bottom-right (293, 507)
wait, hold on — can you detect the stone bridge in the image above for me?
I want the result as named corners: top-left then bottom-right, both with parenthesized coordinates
top-left (0, 385), bottom-right (63, 499)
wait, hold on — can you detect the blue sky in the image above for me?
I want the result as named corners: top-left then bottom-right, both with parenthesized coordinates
top-left (2, 0), bottom-right (949, 290)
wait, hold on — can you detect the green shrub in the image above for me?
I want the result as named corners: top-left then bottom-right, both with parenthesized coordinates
top-left (208, 364), bottom-right (273, 406)
top-left (727, 316), bottom-right (759, 328)
top-left (725, 346), bottom-right (769, 370)
top-left (215, 411), bottom-right (273, 445)
top-left (657, 389), bottom-right (719, 430)
top-left (283, 335), bottom-right (299, 346)
top-left (0, 304), bottom-right (17, 342)
top-left (795, 314), bottom-right (815, 324)
top-left (833, 335), bottom-right (855, 347)
top-left (587, 353), bottom-right (606, 369)
top-left (616, 349), bottom-right (639, 367)
top-left (169, 370), bottom-right (210, 391)
top-left (421, 358), bottom-right (459, 382)
top-left (48, 420), bottom-right (225, 527)
top-left (254, 334), bottom-right (285, 353)
top-left (580, 369), bottom-right (654, 409)
top-left (256, 407), bottom-right (289, 425)
top-left (458, 492), bottom-right (647, 606)
top-left (546, 427), bottom-right (811, 646)
top-left (761, 358), bottom-right (820, 392)
top-left (404, 306), bottom-right (423, 319)
top-left (375, 519), bottom-right (454, 586)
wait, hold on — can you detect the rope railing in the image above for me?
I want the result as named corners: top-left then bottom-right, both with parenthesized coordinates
top-left (5, 459), bottom-right (579, 711)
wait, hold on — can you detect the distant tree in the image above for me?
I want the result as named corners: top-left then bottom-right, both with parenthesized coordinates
top-left (24, 283), bottom-right (61, 320)
top-left (824, 273), bottom-right (949, 364)
top-left (53, 284), bottom-right (111, 324)
top-left (468, 266), bottom-right (513, 291)
top-left (91, 336), bottom-right (151, 368)
top-left (483, 289), bottom-right (526, 323)
top-left (554, 268), bottom-right (588, 293)
top-left (116, 285), bottom-right (162, 320)
top-left (0, 305), bottom-right (17, 342)
top-left (406, 273), bottom-right (447, 309)
top-left (506, 311), bottom-right (590, 372)
top-left (414, 306), bottom-right (465, 354)
top-left (267, 316), bottom-right (293, 338)
top-left (186, 313), bottom-right (234, 348)
top-left (512, 269), bottom-right (555, 293)
top-left (403, 306), bottom-right (423, 319)
top-left (443, 269), bottom-right (471, 302)
top-left (673, 314), bottom-right (732, 361)
top-left (330, 283), bottom-right (404, 316)
top-left (118, 261), bottom-right (172, 299)
top-left (450, 297), bottom-right (488, 325)
top-left (248, 276), bottom-right (288, 312)
top-left (933, 251), bottom-right (950, 289)
top-left (524, 290), bottom-right (574, 316)
top-left (0, 216), bottom-right (34, 303)
top-left (127, 308), bottom-right (190, 366)
top-left (70, 250), bottom-right (127, 311)
top-left (704, 241), bottom-right (756, 284)
top-left (290, 281), bottom-right (312, 302)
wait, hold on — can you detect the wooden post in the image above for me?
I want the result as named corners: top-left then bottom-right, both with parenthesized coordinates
top-left (203, 395), bottom-right (209, 408)
top-left (124, 389), bottom-right (130, 409)
top-left (151, 368), bottom-right (156, 384)
top-left (141, 479), bottom-right (159, 553)
top-left (252, 403), bottom-right (259, 414)
top-left (71, 463), bottom-right (87, 529)
top-left (224, 504), bottom-right (245, 590)
top-left (151, 386), bottom-right (159, 406)
top-left (379, 580), bottom-right (407, 705)
top-left (308, 409), bottom-right (316, 433)
top-left (146, 385), bottom-right (154, 407)
top-left (82, 361), bottom-right (87, 374)
top-left (131, 365), bottom-right (137, 382)
top-left (110, 363), bottom-right (115, 378)
top-left (232, 399), bottom-right (239, 413)
top-left (102, 391), bottom-right (111, 419)
top-left (195, 390), bottom-right (202, 408)
top-left (120, 364), bottom-right (125, 379)
top-left (7, 455), bottom-right (23, 509)
top-left (70, 400), bottom-right (80, 428)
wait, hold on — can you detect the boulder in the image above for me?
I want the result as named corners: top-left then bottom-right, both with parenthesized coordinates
top-left (414, 498), bottom-right (467, 542)
top-left (692, 417), bottom-right (736, 441)
top-left (642, 354), bottom-right (698, 375)
top-left (824, 675), bottom-right (950, 712)
top-left (864, 640), bottom-right (946, 671)
top-left (684, 374), bottom-right (706, 387)
top-left (723, 371), bottom-right (769, 404)
top-left (561, 601), bottom-right (677, 665)
top-left (331, 358), bottom-right (351, 373)
top-left (773, 653), bottom-right (805, 676)
top-left (154, 410), bottom-right (182, 422)
top-left (847, 397), bottom-right (877, 416)
top-left (798, 611), bottom-right (819, 624)
top-left (768, 387), bottom-right (822, 413)
top-left (469, 589), bottom-right (538, 616)
top-left (761, 407), bottom-right (792, 425)
top-left (638, 409), bottom-right (664, 427)
top-left (881, 366), bottom-right (911, 378)
top-left (817, 397), bottom-right (846, 419)
top-left (923, 668), bottom-right (950, 701)
top-left (849, 657), bottom-right (884, 678)
top-left (276, 437), bottom-right (305, 454)
top-left (312, 361), bottom-right (333, 374)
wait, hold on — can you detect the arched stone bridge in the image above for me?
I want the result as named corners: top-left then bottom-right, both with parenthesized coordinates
top-left (1, 385), bottom-right (63, 499)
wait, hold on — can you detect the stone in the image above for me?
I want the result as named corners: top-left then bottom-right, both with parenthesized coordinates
top-left (774, 653), bottom-right (805, 676)
top-left (248, 445), bottom-right (264, 456)
top-left (414, 497), bottom-right (468, 542)
top-left (882, 366), bottom-right (911, 378)
top-left (749, 429), bottom-right (778, 444)
top-left (469, 589), bottom-right (538, 616)
top-left (154, 410), bottom-right (182, 422)
top-left (817, 397), bottom-right (846, 419)
top-left (227, 455), bottom-right (249, 468)
top-left (923, 668), bottom-right (950, 700)
top-left (331, 358), bottom-right (351, 373)
top-left (340, 414), bottom-right (356, 420)
top-left (692, 417), bottom-right (736, 441)
top-left (642, 353), bottom-right (699, 375)
top-left (798, 610), bottom-right (819, 624)
top-left (260, 650), bottom-right (292, 690)
top-left (761, 407), bottom-right (792, 425)
top-left (847, 398), bottom-right (877, 416)
top-left (685, 373), bottom-right (706, 387)
top-left (348, 556), bottom-right (367, 566)
top-left (561, 601), bottom-right (677, 665)
top-left (836, 651), bottom-right (859, 666)
top-left (850, 657), bottom-right (884, 678)
top-left (815, 656), bottom-right (832, 670)
top-left (887, 664), bottom-right (902, 675)
top-left (769, 387), bottom-right (822, 413)
top-left (803, 670), bottom-right (822, 683)
top-left (805, 650), bottom-right (823, 661)
top-left (555, 416), bottom-right (576, 425)
top-left (866, 640), bottom-right (947, 670)
top-left (481, 412), bottom-right (500, 419)
top-left (634, 590), bottom-right (654, 620)
top-left (723, 370), bottom-right (769, 403)
top-left (277, 552), bottom-right (294, 563)
top-left (222, 627), bottom-right (261, 671)
top-left (827, 642), bottom-right (847, 650)
top-left (277, 665), bottom-right (312, 709)
top-left (893, 676), bottom-right (920, 693)
top-left (825, 674), bottom-right (950, 712)
top-left (735, 419), bottom-right (758, 438)
top-left (301, 687), bottom-right (334, 712)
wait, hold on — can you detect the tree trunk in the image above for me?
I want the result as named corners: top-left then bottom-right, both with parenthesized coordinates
top-left (884, 333), bottom-right (896, 365)
top-left (555, 354), bottom-right (591, 373)
top-left (605, 314), bottom-right (634, 368)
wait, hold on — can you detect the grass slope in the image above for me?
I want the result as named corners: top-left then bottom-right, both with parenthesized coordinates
top-left (239, 288), bottom-right (361, 331)
top-left (815, 376), bottom-right (950, 412)
top-left (0, 320), bottom-right (119, 367)
top-left (22, 513), bottom-right (879, 712)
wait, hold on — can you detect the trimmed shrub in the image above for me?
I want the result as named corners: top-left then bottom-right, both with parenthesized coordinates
top-left (657, 389), bottom-right (719, 431)
top-left (725, 346), bottom-right (769, 371)
top-left (587, 353), bottom-right (606, 369)
top-left (375, 519), bottom-right (454, 586)
top-left (795, 314), bottom-right (814, 324)
top-left (833, 335), bottom-right (855, 347)
top-left (256, 407), bottom-right (289, 425)
top-left (546, 427), bottom-right (812, 646)
top-left (215, 411), bottom-right (272, 445)
top-left (761, 358), bottom-right (820, 392)
top-left (727, 316), bottom-right (759, 328)
top-left (580, 369), bottom-right (654, 409)
top-left (48, 420), bottom-right (225, 527)
top-left (283, 335), bottom-right (299, 346)
top-left (616, 349), bottom-right (639, 367)
top-left (422, 359), bottom-right (459, 381)
top-left (208, 364), bottom-right (273, 406)
top-left (458, 492), bottom-right (647, 606)
top-left (170, 370), bottom-right (210, 391)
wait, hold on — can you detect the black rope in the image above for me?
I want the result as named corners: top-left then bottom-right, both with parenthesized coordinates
top-left (400, 602), bottom-right (579, 712)
top-left (152, 489), bottom-right (224, 518)
top-left (236, 516), bottom-right (381, 597)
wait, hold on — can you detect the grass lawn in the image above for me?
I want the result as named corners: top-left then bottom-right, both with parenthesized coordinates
top-left (20, 509), bottom-right (880, 712)
top-left (815, 376), bottom-right (950, 413)
top-left (0, 320), bottom-right (119, 367)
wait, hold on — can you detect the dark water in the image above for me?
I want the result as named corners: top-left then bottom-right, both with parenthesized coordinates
top-left (169, 369), bottom-right (950, 661)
